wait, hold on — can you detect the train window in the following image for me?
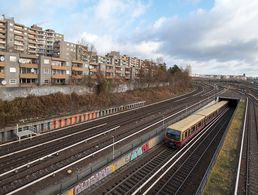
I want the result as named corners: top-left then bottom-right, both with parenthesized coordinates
top-left (186, 129), bottom-right (190, 137)
top-left (191, 126), bottom-right (195, 133)
top-left (166, 128), bottom-right (180, 141)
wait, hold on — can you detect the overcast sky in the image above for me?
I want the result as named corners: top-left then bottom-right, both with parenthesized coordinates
top-left (1, 0), bottom-right (257, 77)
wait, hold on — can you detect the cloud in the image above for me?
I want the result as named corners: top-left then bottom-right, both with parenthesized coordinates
top-left (138, 0), bottom-right (258, 76)
top-left (1, 0), bottom-right (258, 76)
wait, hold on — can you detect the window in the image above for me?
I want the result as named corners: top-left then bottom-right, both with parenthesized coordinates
top-left (43, 68), bottom-right (50, 74)
top-left (44, 80), bottom-right (49, 84)
top-left (191, 126), bottom-right (195, 133)
top-left (9, 67), bottom-right (16, 73)
top-left (66, 70), bottom-right (70, 75)
top-left (166, 128), bottom-right (181, 141)
top-left (10, 56), bottom-right (17, 62)
top-left (9, 79), bottom-right (17, 84)
top-left (44, 59), bottom-right (50, 64)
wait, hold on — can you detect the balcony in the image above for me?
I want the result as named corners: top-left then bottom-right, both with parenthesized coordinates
top-left (106, 69), bottom-right (113, 73)
top-left (52, 74), bottom-right (67, 79)
top-left (90, 68), bottom-right (98, 73)
top-left (0, 34), bottom-right (5, 39)
top-left (106, 75), bottom-right (114, 79)
top-left (0, 39), bottom-right (5, 44)
top-left (0, 62), bottom-right (6, 67)
top-left (28, 39), bottom-right (37, 44)
top-left (28, 44), bottom-right (37, 49)
top-left (72, 75), bottom-right (83, 79)
top-left (0, 22), bottom-right (5, 27)
top-left (14, 41), bottom-right (24, 46)
top-left (51, 65), bottom-right (69, 70)
top-left (14, 26), bottom-right (24, 31)
top-left (14, 36), bottom-right (24, 42)
top-left (14, 31), bottom-right (24, 36)
top-left (15, 47), bottom-right (25, 51)
top-left (115, 69), bottom-right (122, 73)
top-left (72, 66), bottom-right (83, 72)
top-left (20, 63), bottom-right (38, 68)
top-left (0, 28), bottom-right (6, 34)
top-left (20, 73), bottom-right (38, 79)
top-left (28, 30), bottom-right (37, 35)
top-left (0, 72), bottom-right (4, 78)
top-left (0, 45), bottom-right (5, 49)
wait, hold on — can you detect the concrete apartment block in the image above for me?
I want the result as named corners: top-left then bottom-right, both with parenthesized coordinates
top-left (0, 16), bottom-right (165, 87)
top-left (39, 56), bottom-right (52, 85)
top-left (53, 40), bottom-right (76, 61)
top-left (4, 52), bottom-right (20, 87)
top-left (71, 60), bottom-right (89, 83)
top-left (76, 44), bottom-right (89, 62)
top-left (19, 53), bottom-right (39, 86)
top-left (0, 51), bottom-right (7, 85)
top-left (0, 16), bottom-right (64, 57)
top-left (51, 57), bottom-right (71, 85)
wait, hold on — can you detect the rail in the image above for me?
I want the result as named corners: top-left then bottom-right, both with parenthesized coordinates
top-left (132, 108), bottom-right (229, 195)
top-left (5, 93), bottom-right (219, 194)
top-left (234, 97), bottom-right (248, 195)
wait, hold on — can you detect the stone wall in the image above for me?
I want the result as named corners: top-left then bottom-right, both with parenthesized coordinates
top-left (0, 82), bottom-right (169, 101)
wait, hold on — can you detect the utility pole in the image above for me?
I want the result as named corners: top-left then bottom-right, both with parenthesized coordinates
top-left (112, 135), bottom-right (115, 160)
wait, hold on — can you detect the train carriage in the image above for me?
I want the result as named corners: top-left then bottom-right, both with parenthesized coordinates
top-left (164, 101), bottom-right (228, 148)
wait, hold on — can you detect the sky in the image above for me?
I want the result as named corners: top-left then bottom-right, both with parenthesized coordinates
top-left (1, 0), bottom-right (258, 77)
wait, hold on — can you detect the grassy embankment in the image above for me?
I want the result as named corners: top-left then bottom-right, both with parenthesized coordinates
top-left (204, 100), bottom-right (246, 194)
top-left (0, 85), bottom-right (192, 128)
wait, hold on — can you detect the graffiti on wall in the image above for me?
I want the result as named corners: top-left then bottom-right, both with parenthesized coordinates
top-left (74, 166), bottom-right (112, 195)
top-left (65, 135), bottom-right (162, 195)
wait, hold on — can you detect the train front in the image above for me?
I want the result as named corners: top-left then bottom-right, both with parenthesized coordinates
top-left (164, 127), bottom-right (181, 148)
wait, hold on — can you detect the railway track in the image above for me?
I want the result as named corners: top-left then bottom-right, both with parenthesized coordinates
top-left (236, 95), bottom-right (258, 195)
top-left (89, 107), bottom-right (234, 195)
top-left (0, 96), bottom-right (216, 194)
top-left (0, 86), bottom-right (203, 155)
top-left (0, 84), bottom-right (221, 194)
top-left (0, 93), bottom-right (212, 176)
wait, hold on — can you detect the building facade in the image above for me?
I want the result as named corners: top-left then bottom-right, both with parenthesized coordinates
top-left (0, 16), bottom-right (166, 87)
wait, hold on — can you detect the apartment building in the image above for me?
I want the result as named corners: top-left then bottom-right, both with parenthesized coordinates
top-left (0, 16), bottom-right (64, 56)
top-left (76, 44), bottom-right (89, 62)
top-left (53, 40), bottom-right (76, 61)
top-left (0, 16), bottom-right (166, 87)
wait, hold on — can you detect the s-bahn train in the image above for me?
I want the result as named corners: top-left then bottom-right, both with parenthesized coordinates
top-left (164, 101), bottom-right (228, 148)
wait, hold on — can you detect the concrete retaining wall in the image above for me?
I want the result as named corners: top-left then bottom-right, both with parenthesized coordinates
top-left (0, 83), bottom-right (169, 101)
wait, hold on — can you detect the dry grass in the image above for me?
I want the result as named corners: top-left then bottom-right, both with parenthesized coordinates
top-left (203, 101), bottom-right (245, 195)
top-left (0, 85), bottom-right (192, 128)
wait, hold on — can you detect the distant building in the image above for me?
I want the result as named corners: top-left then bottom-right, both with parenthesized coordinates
top-left (0, 16), bottom-right (165, 87)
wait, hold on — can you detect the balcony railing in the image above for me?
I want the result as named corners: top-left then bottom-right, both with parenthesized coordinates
top-left (0, 62), bottom-right (6, 67)
top-left (72, 66), bottom-right (84, 72)
top-left (20, 63), bottom-right (38, 68)
top-left (0, 72), bottom-right (5, 78)
top-left (20, 73), bottom-right (38, 79)
top-left (52, 74), bottom-right (67, 79)
top-left (51, 65), bottom-right (69, 70)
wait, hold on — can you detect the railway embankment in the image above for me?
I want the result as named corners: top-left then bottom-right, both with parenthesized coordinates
top-left (204, 100), bottom-right (245, 194)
